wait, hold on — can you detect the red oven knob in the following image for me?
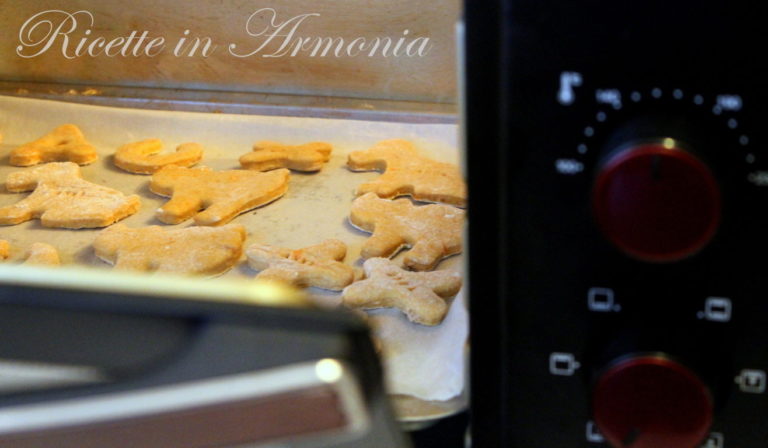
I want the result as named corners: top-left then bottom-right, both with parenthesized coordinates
top-left (592, 141), bottom-right (721, 262)
top-left (592, 355), bottom-right (713, 448)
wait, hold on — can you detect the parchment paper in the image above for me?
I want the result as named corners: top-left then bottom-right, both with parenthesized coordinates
top-left (0, 95), bottom-right (466, 404)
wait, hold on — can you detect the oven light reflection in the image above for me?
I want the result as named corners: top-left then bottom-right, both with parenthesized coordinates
top-left (315, 359), bottom-right (343, 383)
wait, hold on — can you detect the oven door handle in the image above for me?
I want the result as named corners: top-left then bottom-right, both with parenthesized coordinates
top-left (0, 267), bottom-right (375, 448)
top-left (0, 358), bottom-right (369, 448)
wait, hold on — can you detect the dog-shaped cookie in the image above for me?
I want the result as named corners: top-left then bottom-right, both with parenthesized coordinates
top-left (114, 139), bottom-right (203, 174)
top-left (24, 243), bottom-right (61, 266)
top-left (150, 166), bottom-right (290, 226)
top-left (10, 124), bottom-right (98, 166)
top-left (240, 141), bottom-right (332, 172)
top-left (94, 224), bottom-right (246, 275)
top-left (0, 240), bottom-right (60, 266)
top-left (349, 193), bottom-right (464, 271)
top-left (0, 162), bottom-right (141, 228)
top-left (347, 139), bottom-right (466, 207)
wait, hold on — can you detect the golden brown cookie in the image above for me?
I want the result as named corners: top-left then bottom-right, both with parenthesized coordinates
top-left (23, 242), bottom-right (60, 266)
top-left (349, 193), bottom-right (464, 271)
top-left (0, 240), bottom-right (9, 260)
top-left (0, 162), bottom-right (141, 228)
top-left (10, 124), bottom-right (98, 166)
top-left (246, 239), bottom-right (355, 290)
top-left (239, 141), bottom-right (332, 172)
top-left (114, 139), bottom-right (204, 174)
top-left (0, 241), bottom-right (60, 266)
top-left (150, 166), bottom-right (290, 226)
top-left (347, 139), bottom-right (466, 207)
top-left (342, 258), bottom-right (462, 326)
top-left (94, 223), bottom-right (246, 275)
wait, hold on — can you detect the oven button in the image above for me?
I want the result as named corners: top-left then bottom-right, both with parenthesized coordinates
top-left (592, 355), bottom-right (713, 448)
top-left (592, 141), bottom-right (721, 262)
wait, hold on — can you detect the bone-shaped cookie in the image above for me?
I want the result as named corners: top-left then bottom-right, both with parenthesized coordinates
top-left (347, 139), bottom-right (467, 207)
top-left (349, 193), bottom-right (464, 271)
top-left (94, 223), bottom-right (246, 275)
top-left (114, 139), bottom-right (204, 174)
top-left (246, 239), bottom-right (355, 290)
top-left (10, 124), bottom-right (98, 166)
top-left (0, 162), bottom-right (141, 228)
top-left (150, 166), bottom-right (290, 226)
top-left (342, 257), bottom-right (462, 326)
top-left (0, 240), bottom-right (60, 266)
top-left (240, 141), bottom-right (332, 172)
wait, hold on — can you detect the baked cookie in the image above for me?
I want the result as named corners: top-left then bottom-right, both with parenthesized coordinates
top-left (246, 239), bottom-right (355, 290)
top-left (23, 243), bottom-right (60, 266)
top-left (239, 141), bottom-right (332, 172)
top-left (10, 124), bottom-right (98, 166)
top-left (114, 139), bottom-right (203, 174)
top-left (347, 139), bottom-right (466, 207)
top-left (342, 258), bottom-right (462, 326)
top-left (349, 193), bottom-right (464, 270)
top-left (94, 223), bottom-right (246, 275)
top-left (150, 166), bottom-right (290, 226)
top-left (0, 241), bottom-right (61, 266)
top-left (0, 162), bottom-right (141, 228)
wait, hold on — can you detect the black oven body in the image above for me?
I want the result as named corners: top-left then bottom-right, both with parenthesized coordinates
top-left (466, 1), bottom-right (768, 447)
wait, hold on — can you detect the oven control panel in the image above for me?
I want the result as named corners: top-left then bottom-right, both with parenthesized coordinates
top-left (466, 1), bottom-right (768, 447)
top-left (512, 78), bottom-right (768, 447)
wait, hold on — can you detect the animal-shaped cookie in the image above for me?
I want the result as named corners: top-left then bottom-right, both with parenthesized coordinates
top-left (114, 139), bottom-right (203, 174)
top-left (347, 139), bottom-right (467, 207)
top-left (10, 124), bottom-right (98, 166)
top-left (240, 141), bottom-right (332, 172)
top-left (150, 166), bottom-right (290, 226)
top-left (246, 239), bottom-right (355, 290)
top-left (23, 243), bottom-right (61, 266)
top-left (349, 193), bottom-right (464, 271)
top-left (0, 162), bottom-right (141, 228)
top-left (94, 223), bottom-right (246, 275)
top-left (0, 241), bottom-right (61, 266)
top-left (342, 258), bottom-right (462, 326)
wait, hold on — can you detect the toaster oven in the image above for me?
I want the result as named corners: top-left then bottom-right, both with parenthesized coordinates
top-left (466, 1), bottom-right (768, 447)
top-left (0, 1), bottom-right (465, 447)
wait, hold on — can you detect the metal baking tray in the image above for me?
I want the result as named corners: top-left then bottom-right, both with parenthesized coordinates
top-left (0, 88), bottom-right (467, 426)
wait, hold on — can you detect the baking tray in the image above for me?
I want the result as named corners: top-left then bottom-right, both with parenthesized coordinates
top-left (0, 94), bottom-right (467, 424)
